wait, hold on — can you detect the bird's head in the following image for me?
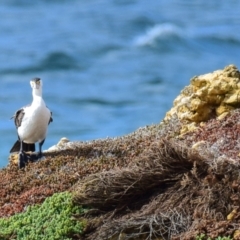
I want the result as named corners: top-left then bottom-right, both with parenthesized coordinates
top-left (30, 78), bottom-right (42, 90)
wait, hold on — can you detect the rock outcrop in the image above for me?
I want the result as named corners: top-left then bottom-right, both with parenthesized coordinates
top-left (165, 64), bottom-right (240, 133)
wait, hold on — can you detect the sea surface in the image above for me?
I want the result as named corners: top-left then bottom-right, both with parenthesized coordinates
top-left (1, 0), bottom-right (240, 168)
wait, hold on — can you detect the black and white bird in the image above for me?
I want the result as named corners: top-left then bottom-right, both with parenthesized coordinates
top-left (10, 78), bottom-right (53, 168)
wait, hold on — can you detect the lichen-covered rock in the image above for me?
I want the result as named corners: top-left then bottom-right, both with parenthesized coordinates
top-left (165, 65), bottom-right (240, 133)
top-left (47, 137), bottom-right (70, 151)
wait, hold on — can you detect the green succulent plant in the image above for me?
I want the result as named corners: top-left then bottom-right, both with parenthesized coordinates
top-left (196, 234), bottom-right (232, 240)
top-left (0, 192), bottom-right (85, 240)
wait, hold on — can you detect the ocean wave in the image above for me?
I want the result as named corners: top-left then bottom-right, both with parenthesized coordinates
top-left (68, 98), bottom-right (135, 107)
top-left (1, 52), bottom-right (80, 74)
top-left (189, 25), bottom-right (240, 44)
top-left (133, 23), bottom-right (240, 47)
top-left (133, 23), bottom-right (182, 46)
top-left (39, 52), bottom-right (79, 70)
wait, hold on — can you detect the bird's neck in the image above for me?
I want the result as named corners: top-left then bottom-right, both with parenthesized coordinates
top-left (32, 88), bottom-right (43, 104)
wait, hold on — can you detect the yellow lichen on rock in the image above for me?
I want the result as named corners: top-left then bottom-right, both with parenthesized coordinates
top-left (233, 230), bottom-right (240, 239)
top-left (9, 153), bottom-right (19, 165)
top-left (164, 65), bottom-right (240, 133)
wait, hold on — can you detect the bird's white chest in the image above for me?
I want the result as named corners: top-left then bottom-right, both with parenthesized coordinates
top-left (18, 102), bottom-right (50, 143)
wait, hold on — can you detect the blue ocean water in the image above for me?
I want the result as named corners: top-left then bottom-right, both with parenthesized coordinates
top-left (1, 0), bottom-right (240, 168)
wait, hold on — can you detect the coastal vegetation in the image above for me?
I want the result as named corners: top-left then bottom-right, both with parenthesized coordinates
top-left (1, 65), bottom-right (240, 239)
top-left (0, 192), bottom-right (85, 240)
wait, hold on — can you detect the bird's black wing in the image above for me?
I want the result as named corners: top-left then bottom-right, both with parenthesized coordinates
top-left (48, 108), bottom-right (53, 124)
top-left (12, 108), bottom-right (25, 128)
top-left (10, 105), bottom-right (35, 153)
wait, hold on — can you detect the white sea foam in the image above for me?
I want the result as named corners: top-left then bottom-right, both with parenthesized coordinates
top-left (134, 23), bottom-right (182, 46)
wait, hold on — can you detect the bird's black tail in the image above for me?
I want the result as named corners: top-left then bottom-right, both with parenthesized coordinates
top-left (10, 140), bottom-right (35, 153)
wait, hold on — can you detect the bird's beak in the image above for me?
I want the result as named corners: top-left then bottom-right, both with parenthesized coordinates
top-left (35, 81), bottom-right (41, 89)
